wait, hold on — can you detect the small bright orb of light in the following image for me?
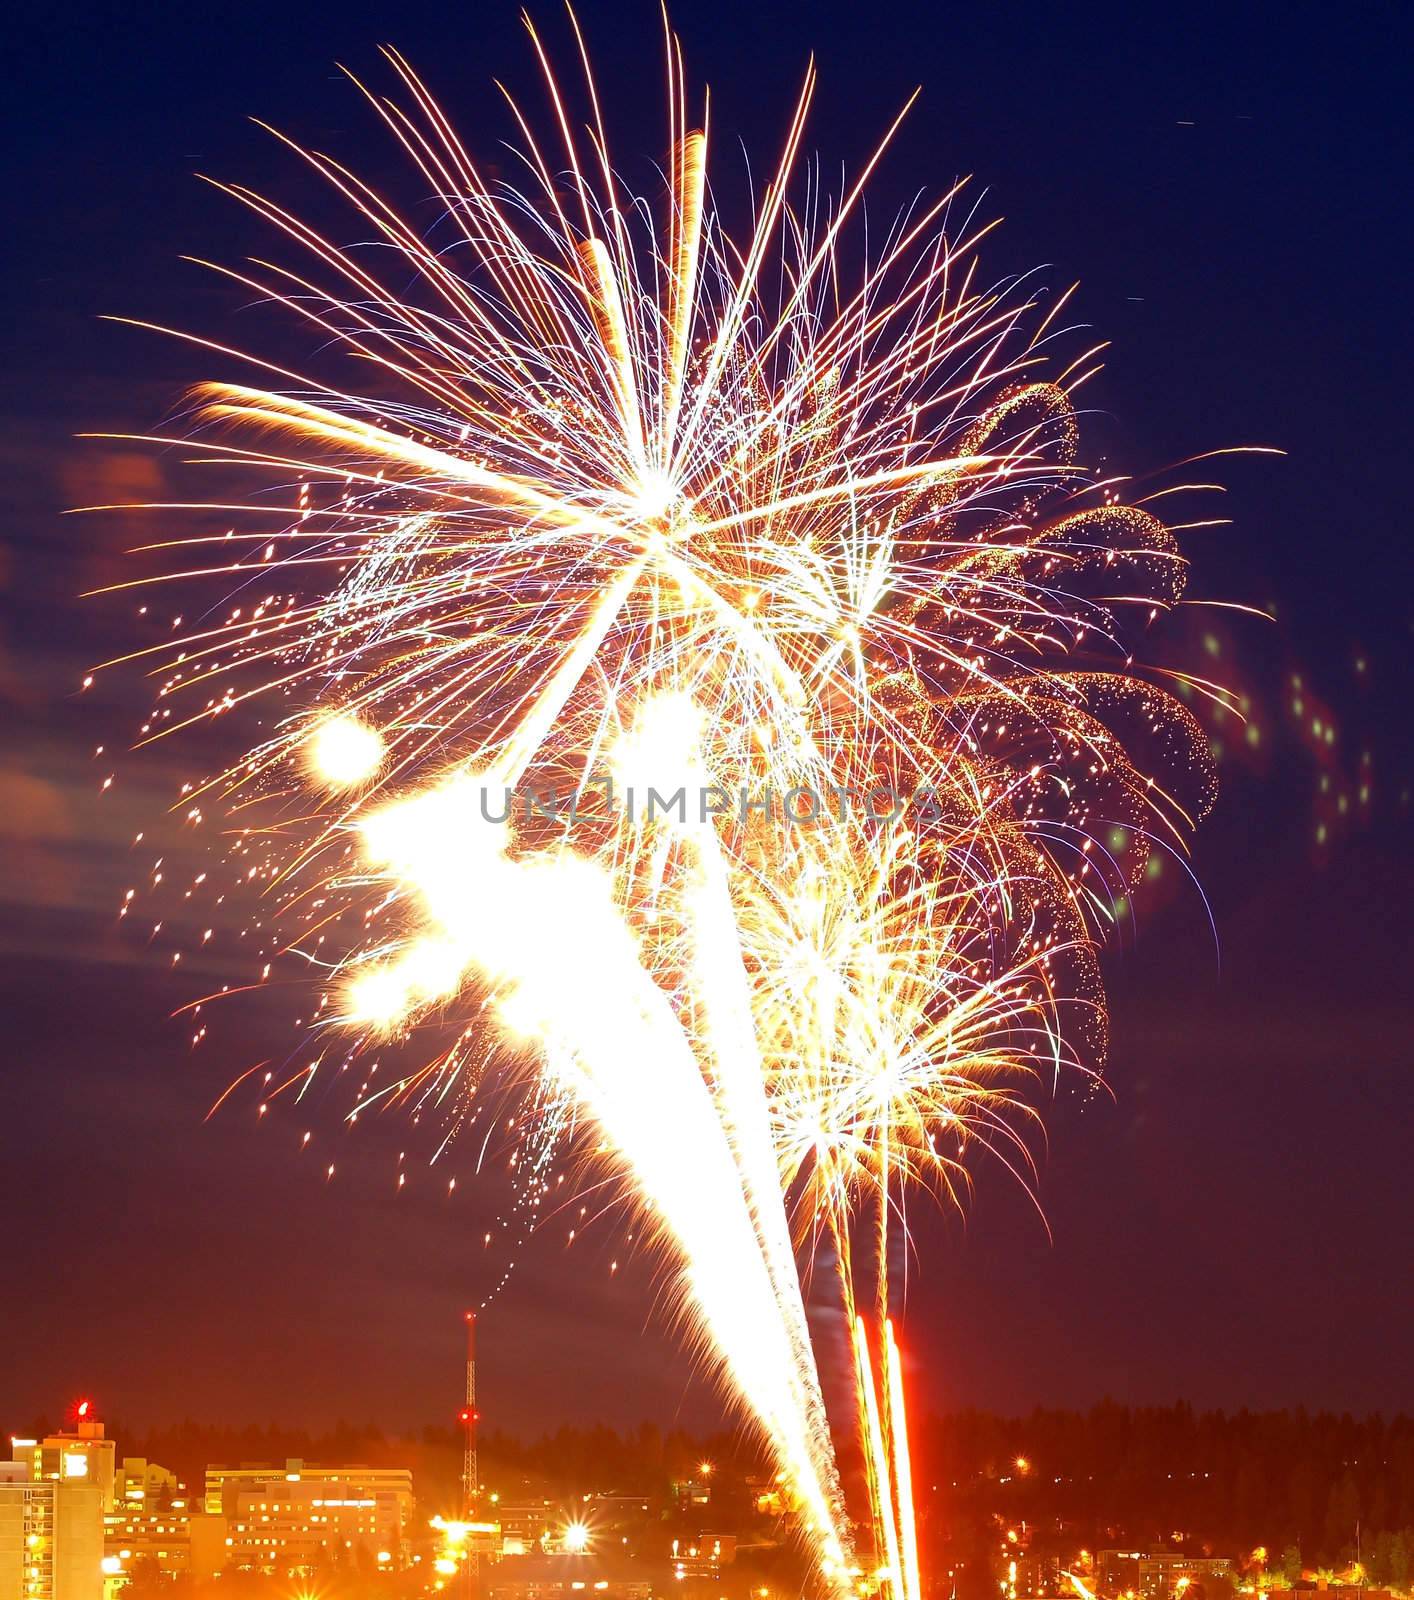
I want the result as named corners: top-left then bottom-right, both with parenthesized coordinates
top-left (344, 966), bottom-right (409, 1030)
top-left (613, 692), bottom-right (703, 797)
top-left (308, 713), bottom-right (385, 789)
top-left (628, 469), bottom-right (676, 522)
top-left (563, 1522), bottom-right (591, 1554)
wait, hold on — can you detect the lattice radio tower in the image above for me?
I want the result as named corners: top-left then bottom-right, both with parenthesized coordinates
top-left (461, 1310), bottom-right (477, 1517)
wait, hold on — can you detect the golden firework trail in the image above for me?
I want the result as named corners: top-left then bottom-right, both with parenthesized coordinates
top-left (92, 14), bottom-right (1231, 1587)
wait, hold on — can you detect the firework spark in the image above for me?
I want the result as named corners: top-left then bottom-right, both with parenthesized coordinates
top-left (94, 17), bottom-right (1227, 1585)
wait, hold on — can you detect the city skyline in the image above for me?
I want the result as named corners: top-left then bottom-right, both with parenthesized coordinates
top-left (6, 1396), bottom-right (1412, 1600)
top-left (3, 0), bottom-right (1411, 1461)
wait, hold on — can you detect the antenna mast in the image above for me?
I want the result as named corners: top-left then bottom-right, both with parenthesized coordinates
top-left (462, 1310), bottom-right (477, 1518)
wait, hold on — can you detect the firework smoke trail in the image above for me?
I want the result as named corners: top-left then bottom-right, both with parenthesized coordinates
top-left (93, 14), bottom-right (1234, 1585)
top-left (613, 695), bottom-right (841, 1543)
top-left (347, 779), bottom-right (846, 1560)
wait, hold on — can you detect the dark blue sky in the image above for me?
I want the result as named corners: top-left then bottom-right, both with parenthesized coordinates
top-left (2, 0), bottom-right (1410, 1435)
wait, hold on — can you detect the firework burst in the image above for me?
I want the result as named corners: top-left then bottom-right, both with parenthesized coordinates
top-left (92, 17), bottom-right (1232, 1588)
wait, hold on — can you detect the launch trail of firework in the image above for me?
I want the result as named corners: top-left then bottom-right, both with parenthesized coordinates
top-left (90, 13), bottom-right (1236, 1589)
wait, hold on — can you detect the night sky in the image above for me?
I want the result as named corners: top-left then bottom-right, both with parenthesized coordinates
top-left (3, 0), bottom-right (1411, 1438)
